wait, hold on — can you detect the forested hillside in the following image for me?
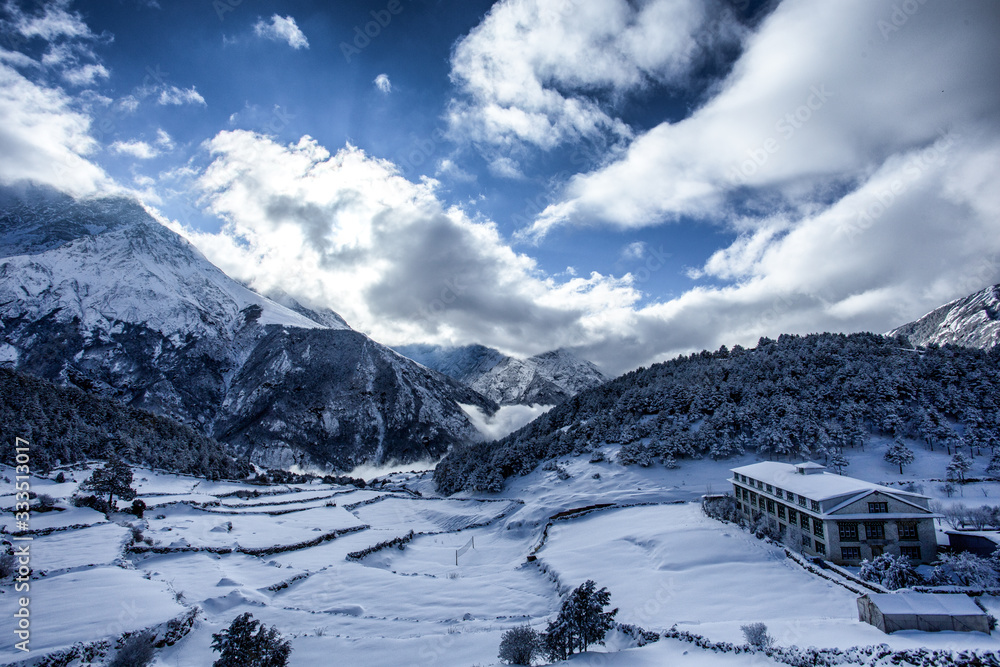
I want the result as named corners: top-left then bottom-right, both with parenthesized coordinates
top-left (435, 333), bottom-right (1000, 494)
top-left (0, 367), bottom-right (251, 478)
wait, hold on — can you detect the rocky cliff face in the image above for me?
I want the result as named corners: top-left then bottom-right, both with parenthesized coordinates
top-left (888, 284), bottom-right (1000, 350)
top-left (0, 185), bottom-right (494, 470)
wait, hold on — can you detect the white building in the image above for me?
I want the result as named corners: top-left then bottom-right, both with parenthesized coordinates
top-left (730, 461), bottom-right (939, 564)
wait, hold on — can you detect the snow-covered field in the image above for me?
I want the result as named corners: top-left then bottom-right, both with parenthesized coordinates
top-left (1, 445), bottom-right (998, 666)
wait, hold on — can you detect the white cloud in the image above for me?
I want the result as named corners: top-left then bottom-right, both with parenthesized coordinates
top-left (110, 139), bottom-right (158, 159)
top-left (373, 73), bottom-right (391, 94)
top-left (61, 62), bottom-right (109, 86)
top-left (446, 0), bottom-right (739, 152)
top-left (488, 156), bottom-right (524, 180)
top-left (0, 62), bottom-right (111, 196)
top-left (528, 0), bottom-right (1000, 237)
top-left (171, 130), bottom-right (640, 362)
top-left (15, 0), bottom-right (95, 41)
top-left (157, 85), bottom-right (205, 106)
top-left (253, 14), bottom-right (309, 50)
top-left (155, 128), bottom-right (174, 150)
top-left (459, 403), bottom-right (554, 440)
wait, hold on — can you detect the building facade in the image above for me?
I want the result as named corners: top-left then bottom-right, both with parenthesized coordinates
top-left (730, 461), bottom-right (939, 565)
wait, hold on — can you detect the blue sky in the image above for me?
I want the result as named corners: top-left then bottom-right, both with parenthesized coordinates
top-left (2, 0), bottom-right (1000, 374)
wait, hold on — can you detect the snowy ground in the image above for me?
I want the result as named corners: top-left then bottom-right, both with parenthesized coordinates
top-left (1, 443), bottom-right (997, 666)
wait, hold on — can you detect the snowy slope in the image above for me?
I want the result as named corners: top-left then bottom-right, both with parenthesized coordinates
top-left (888, 283), bottom-right (1000, 349)
top-left (395, 344), bottom-right (609, 406)
top-left (0, 185), bottom-right (493, 469)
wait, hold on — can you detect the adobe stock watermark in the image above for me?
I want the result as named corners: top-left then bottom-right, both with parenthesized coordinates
top-left (839, 131), bottom-right (956, 244)
top-left (12, 437), bottom-right (33, 653)
top-left (877, 0), bottom-right (929, 41)
top-left (728, 84), bottom-right (833, 186)
top-left (340, 0), bottom-right (406, 63)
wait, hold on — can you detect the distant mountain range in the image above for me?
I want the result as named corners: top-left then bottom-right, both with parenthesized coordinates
top-left (0, 185), bottom-right (494, 470)
top-left (393, 343), bottom-right (608, 406)
top-left (889, 283), bottom-right (1000, 350)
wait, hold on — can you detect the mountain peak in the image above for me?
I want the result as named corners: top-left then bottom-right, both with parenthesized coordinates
top-left (888, 283), bottom-right (1000, 349)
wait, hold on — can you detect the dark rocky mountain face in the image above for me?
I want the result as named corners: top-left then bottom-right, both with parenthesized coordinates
top-left (888, 284), bottom-right (1000, 350)
top-left (0, 185), bottom-right (494, 471)
top-left (394, 343), bottom-right (608, 406)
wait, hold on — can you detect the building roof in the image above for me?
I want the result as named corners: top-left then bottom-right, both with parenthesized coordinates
top-left (730, 461), bottom-right (928, 503)
top-left (865, 593), bottom-right (985, 617)
top-left (946, 531), bottom-right (1000, 545)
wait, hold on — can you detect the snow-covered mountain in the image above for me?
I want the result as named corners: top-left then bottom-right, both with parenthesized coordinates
top-left (888, 283), bottom-right (1000, 350)
top-left (394, 343), bottom-right (608, 406)
top-left (0, 185), bottom-right (494, 469)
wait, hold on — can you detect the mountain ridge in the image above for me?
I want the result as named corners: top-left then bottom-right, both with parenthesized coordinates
top-left (0, 185), bottom-right (494, 470)
top-left (888, 283), bottom-right (1000, 350)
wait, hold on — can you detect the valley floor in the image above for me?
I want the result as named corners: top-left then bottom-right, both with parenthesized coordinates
top-left (1, 442), bottom-right (997, 666)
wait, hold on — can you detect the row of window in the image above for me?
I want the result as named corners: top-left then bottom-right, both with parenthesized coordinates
top-left (841, 546), bottom-right (921, 560)
top-left (736, 486), bottom-right (824, 537)
top-left (837, 521), bottom-right (918, 541)
top-left (733, 475), bottom-right (821, 512)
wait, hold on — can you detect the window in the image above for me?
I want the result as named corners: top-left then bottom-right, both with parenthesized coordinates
top-left (868, 501), bottom-right (888, 514)
top-left (750, 492), bottom-right (758, 506)
top-left (787, 508), bottom-right (797, 523)
top-left (774, 488), bottom-right (783, 499)
top-left (766, 499), bottom-right (775, 514)
top-left (814, 541), bottom-right (826, 555)
top-left (777, 505), bottom-right (786, 520)
top-left (757, 480), bottom-right (764, 490)
top-left (765, 484), bottom-right (773, 494)
top-left (797, 495), bottom-right (807, 507)
top-left (813, 521), bottom-right (824, 538)
top-left (865, 522), bottom-right (885, 540)
top-left (838, 522), bottom-right (859, 541)
top-left (811, 500), bottom-right (821, 512)
top-left (898, 522), bottom-right (918, 540)
top-left (802, 535), bottom-right (812, 549)
top-left (800, 514), bottom-right (810, 530)
top-left (900, 546), bottom-right (921, 560)
top-left (736, 501), bottom-right (743, 512)
top-left (841, 546), bottom-right (861, 560)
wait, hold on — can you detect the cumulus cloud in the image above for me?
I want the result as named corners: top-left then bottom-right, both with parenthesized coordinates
top-left (15, 0), bottom-right (95, 41)
top-left (171, 130), bottom-right (640, 361)
top-left (0, 62), bottom-right (111, 195)
top-left (527, 0), bottom-right (1000, 237)
top-left (373, 73), bottom-right (391, 94)
top-left (253, 14), bottom-right (309, 50)
top-left (446, 0), bottom-right (740, 152)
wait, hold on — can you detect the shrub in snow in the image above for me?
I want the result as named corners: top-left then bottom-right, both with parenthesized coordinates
top-left (931, 551), bottom-right (1000, 588)
top-left (130, 499), bottom-right (146, 518)
top-left (740, 622), bottom-right (774, 649)
top-left (0, 549), bottom-right (15, 579)
top-left (498, 625), bottom-right (542, 665)
top-left (34, 493), bottom-right (56, 510)
top-left (858, 553), bottom-right (922, 590)
top-left (701, 494), bottom-right (745, 526)
top-left (588, 450), bottom-right (605, 463)
top-left (55, 471), bottom-right (66, 483)
top-left (109, 631), bottom-right (154, 667)
top-left (211, 612), bottom-right (291, 667)
top-left (542, 580), bottom-right (618, 661)
top-left (617, 442), bottom-right (653, 467)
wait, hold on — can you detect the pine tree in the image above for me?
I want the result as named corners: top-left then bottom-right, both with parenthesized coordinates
top-left (80, 456), bottom-right (136, 510)
top-left (947, 452), bottom-right (973, 483)
top-left (542, 580), bottom-right (617, 660)
top-left (211, 613), bottom-right (291, 667)
top-left (884, 440), bottom-right (915, 474)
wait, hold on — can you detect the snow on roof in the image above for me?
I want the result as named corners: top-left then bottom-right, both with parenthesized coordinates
top-left (866, 593), bottom-right (985, 617)
top-left (730, 461), bottom-right (927, 503)
top-left (946, 530), bottom-right (1000, 544)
